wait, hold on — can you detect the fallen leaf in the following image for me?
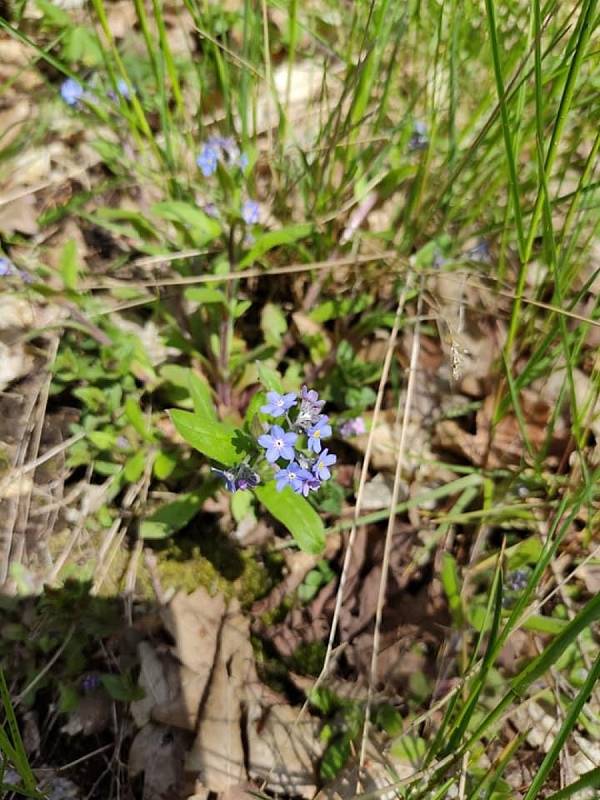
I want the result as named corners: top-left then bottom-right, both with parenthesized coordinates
top-left (131, 642), bottom-right (176, 728)
top-left (512, 700), bottom-right (559, 752)
top-left (351, 408), bottom-right (433, 472)
top-left (161, 587), bottom-right (226, 677)
top-left (578, 563), bottom-right (600, 594)
top-left (435, 391), bottom-right (570, 468)
top-left (245, 702), bottom-right (322, 798)
top-left (153, 663), bottom-right (210, 732)
top-left (129, 723), bottom-right (187, 800)
top-left (0, 99), bottom-right (31, 149)
top-left (186, 606), bottom-right (256, 789)
top-left (0, 342), bottom-right (34, 392)
top-left (61, 690), bottom-right (111, 736)
top-left (361, 473), bottom-right (395, 510)
top-left (0, 295), bottom-right (35, 330)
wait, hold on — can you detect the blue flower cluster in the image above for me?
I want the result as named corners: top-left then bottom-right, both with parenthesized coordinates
top-left (211, 386), bottom-right (337, 496)
top-left (258, 386), bottom-right (336, 496)
top-left (60, 76), bottom-right (132, 108)
top-left (196, 136), bottom-right (248, 177)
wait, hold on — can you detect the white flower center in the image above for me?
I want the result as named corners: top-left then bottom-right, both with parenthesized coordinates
top-left (275, 439), bottom-right (284, 448)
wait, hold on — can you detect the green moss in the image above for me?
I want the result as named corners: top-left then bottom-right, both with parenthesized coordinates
top-left (140, 535), bottom-right (281, 607)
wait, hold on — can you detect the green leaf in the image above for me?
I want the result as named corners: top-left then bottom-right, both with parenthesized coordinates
top-left (233, 299), bottom-right (252, 319)
top-left (36, 0), bottom-right (71, 27)
top-left (390, 732), bottom-right (427, 765)
top-left (92, 207), bottom-right (159, 240)
top-left (254, 481), bottom-right (325, 554)
top-left (100, 673), bottom-right (144, 702)
top-left (544, 768), bottom-right (600, 800)
top-left (59, 239), bottom-right (79, 291)
top-left (184, 287), bottom-right (227, 305)
top-left (522, 614), bottom-right (567, 635)
top-left (153, 450), bottom-right (177, 480)
top-left (63, 26), bottom-right (103, 65)
top-left (124, 450), bottom-right (146, 483)
top-left (141, 484), bottom-right (215, 539)
top-left (88, 430), bottom-right (117, 450)
top-left (152, 201), bottom-right (222, 246)
top-left (124, 397), bottom-right (155, 442)
top-left (441, 552), bottom-right (464, 626)
top-left (58, 683), bottom-right (79, 713)
top-left (523, 652), bottom-right (600, 800)
top-left (239, 223), bottom-right (313, 268)
top-left (320, 736), bottom-right (351, 780)
top-left (188, 372), bottom-right (217, 422)
top-left (261, 303), bottom-right (288, 346)
top-left (231, 490), bottom-right (254, 523)
top-left (256, 362), bottom-right (283, 392)
top-left (170, 409), bottom-right (249, 466)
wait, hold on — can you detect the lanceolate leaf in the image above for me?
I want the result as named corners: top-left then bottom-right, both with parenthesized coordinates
top-left (170, 409), bottom-right (246, 466)
top-left (239, 223), bottom-right (313, 268)
top-left (141, 484), bottom-right (216, 539)
top-left (255, 481), bottom-right (325, 554)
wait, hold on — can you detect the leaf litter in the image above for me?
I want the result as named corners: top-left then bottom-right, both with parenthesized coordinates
top-left (128, 587), bottom-right (323, 800)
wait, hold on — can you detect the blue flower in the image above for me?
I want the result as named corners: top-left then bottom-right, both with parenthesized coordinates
top-left (339, 417), bottom-right (366, 437)
top-left (296, 385), bottom-right (326, 429)
top-left (258, 425), bottom-right (297, 463)
top-left (307, 415), bottom-right (332, 453)
top-left (238, 152), bottom-right (249, 170)
top-left (211, 467), bottom-right (237, 492)
top-left (313, 448), bottom-right (336, 481)
top-left (242, 200), bottom-right (260, 225)
top-left (274, 462), bottom-right (302, 492)
top-left (81, 674), bottom-right (101, 692)
top-left (234, 464), bottom-right (260, 490)
top-left (116, 78), bottom-right (131, 99)
top-left (506, 568), bottom-right (530, 592)
top-left (204, 203), bottom-right (219, 219)
top-left (0, 257), bottom-right (16, 277)
top-left (0, 258), bottom-right (31, 283)
top-left (212, 464), bottom-right (260, 491)
top-left (261, 391), bottom-right (297, 418)
top-left (61, 78), bottom-right (85, 107)
top-left (298, 469), bottom-right (321, 496)
top-left (196, 143), bottom-right (219, 176)
top-left (409, 120), bottom-right (428, 151)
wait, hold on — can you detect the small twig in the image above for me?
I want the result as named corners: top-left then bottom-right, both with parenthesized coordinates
top-left (0, 432), bottom-right (85, 496)
top-left (143, 548), bottom-right (167, 605)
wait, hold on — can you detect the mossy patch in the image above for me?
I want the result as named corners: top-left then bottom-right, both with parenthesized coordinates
top-left (140, 533), bottom-right (283, 607)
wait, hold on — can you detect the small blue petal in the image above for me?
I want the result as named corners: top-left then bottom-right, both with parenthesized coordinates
top-left (242, 200), bottom-right (260, 225)
top-left (61, 78), bottom-right (84, 107)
